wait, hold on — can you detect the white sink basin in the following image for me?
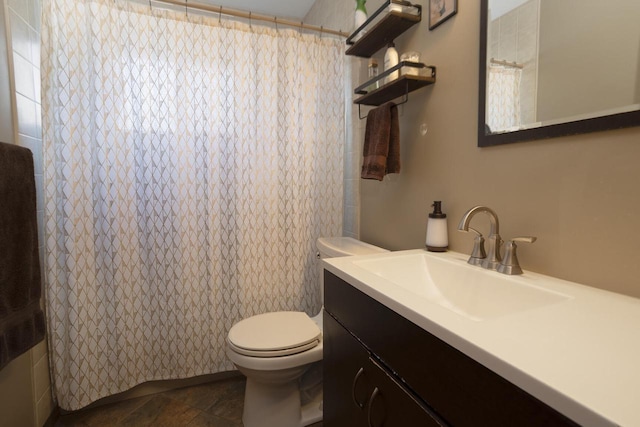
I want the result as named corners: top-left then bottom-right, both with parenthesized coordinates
top-left (353, 253), bottom-right (571, 321)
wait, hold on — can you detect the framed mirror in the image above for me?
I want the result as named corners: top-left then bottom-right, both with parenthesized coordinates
top-left (478, 0), bottom-right (640, 147)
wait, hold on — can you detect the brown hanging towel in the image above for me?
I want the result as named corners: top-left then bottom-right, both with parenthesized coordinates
top-left (0, 142), bottom-right (46, 371)
top-left (361, 101), bottom-right (400, 181)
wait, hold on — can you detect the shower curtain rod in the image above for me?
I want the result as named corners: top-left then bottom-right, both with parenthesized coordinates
top-left (150, 0), bottom-right (349, 37)
top-left (490, 58), bottom-right (524, 69)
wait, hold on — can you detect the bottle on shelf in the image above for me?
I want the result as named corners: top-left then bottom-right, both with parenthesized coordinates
top-left (353, 0), bottom-right (367, 41)
top-left (384, 42), bottom-right (399, 84)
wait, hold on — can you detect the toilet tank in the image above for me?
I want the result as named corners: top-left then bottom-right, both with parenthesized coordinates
top-left (317, 237), bottom-right (387, 259)
top-left (316, 237), bottom-right (387, 306)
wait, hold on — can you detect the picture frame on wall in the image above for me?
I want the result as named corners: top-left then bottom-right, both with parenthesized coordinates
top-left (429, 0), bottom-right (457, 30)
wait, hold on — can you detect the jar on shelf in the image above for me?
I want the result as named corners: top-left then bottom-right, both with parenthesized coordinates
top-left (400, 51), bottom-right (421, 76)
top-left (367, 58), bottom-right (379, 92)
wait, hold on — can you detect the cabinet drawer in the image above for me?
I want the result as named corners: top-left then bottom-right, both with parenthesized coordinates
top-left (324, 271), bottom-right (578, 427)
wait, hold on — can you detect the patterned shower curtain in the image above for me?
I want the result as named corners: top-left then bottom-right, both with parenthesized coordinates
top-left (487, 64), bottom-right (522, 132)
top-left (42, 0), bottom-right (344, 410)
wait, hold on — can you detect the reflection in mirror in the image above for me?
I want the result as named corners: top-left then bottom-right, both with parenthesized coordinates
top-left (478, 0), bottom-right (640, 146)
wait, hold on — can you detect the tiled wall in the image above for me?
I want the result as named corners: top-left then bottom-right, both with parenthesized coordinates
top-left (304, 0), bottom-right (375, 239)
top-left (2, 0), bottom-right (54, 425)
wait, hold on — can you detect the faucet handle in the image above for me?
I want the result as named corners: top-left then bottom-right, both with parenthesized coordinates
top-left (497, 236), bottom-right (537, 275)
top-left (511, 236), bottom-right (537, 244)
top-left (466, 227), bottom-right (486, 266)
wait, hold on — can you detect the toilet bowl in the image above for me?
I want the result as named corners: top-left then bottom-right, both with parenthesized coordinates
top-left (226, 237), bottom-right (387, 427)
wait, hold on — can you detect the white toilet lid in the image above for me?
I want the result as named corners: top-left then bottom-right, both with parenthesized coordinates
top-left (228, 311), bottom-right (321, 357)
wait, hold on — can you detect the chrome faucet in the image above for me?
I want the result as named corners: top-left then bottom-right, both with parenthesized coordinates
top-left (457, 206), bottom-right (503, 270)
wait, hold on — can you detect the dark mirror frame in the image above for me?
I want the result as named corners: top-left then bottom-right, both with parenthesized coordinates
top-left (478, 0), bottom-right (640, 147)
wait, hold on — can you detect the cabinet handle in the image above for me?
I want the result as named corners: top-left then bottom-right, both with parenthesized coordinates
top-left (352, 367), bottom-right (367, 409)
top-left (367, 387), bottom-right (382, 427)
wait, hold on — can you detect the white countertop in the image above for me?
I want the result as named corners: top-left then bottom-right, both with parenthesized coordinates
top-left (323, 249), bottom-right (640, 427)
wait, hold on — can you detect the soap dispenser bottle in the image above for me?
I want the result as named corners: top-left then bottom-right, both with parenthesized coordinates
top-left (426, 201), bottom-right (448, 252)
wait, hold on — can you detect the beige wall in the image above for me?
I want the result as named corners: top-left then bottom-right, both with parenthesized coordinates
top-left (637, 42), bottom-right (640, 102)
top-left (0, 0), bottom-right (54, 425)
top-left (309, 0), bottom-right (640, 299)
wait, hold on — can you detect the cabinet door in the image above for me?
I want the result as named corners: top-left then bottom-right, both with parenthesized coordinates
top-left (324, 311), bottom-right (370, 427)
top-left (364, 356), bottom-right (445, 427)
top-left (324, 311), bottom-right (444, 427)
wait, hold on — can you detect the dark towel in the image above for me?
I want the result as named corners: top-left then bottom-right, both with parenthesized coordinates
top-left (0, 142), bottom-right (45, 370)
top-left (361, 101), bottom-right (400, 181)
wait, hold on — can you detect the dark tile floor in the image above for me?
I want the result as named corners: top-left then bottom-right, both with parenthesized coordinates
top-left (54, 375), bottom-right (322, 427)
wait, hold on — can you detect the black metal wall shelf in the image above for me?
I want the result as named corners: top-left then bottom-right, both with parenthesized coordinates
top-left (354, 63), bottom-right (436, 118)
top-left (347, 1), bottom-right (433, 118)
top-left (346, 1), bottom-right (421, 58)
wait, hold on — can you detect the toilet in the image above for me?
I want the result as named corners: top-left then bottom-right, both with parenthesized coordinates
top-left (226, 237), bottom-right (387, 427)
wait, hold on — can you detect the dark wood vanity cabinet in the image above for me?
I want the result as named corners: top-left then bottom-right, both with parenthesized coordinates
top-left (323, 271), bottom-right (579, 427)
top-left (324, 312), bottom-right (443, 426)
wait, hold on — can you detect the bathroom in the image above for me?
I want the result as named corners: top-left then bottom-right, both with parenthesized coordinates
top-left (1, 0), bottom-right (640, 426)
